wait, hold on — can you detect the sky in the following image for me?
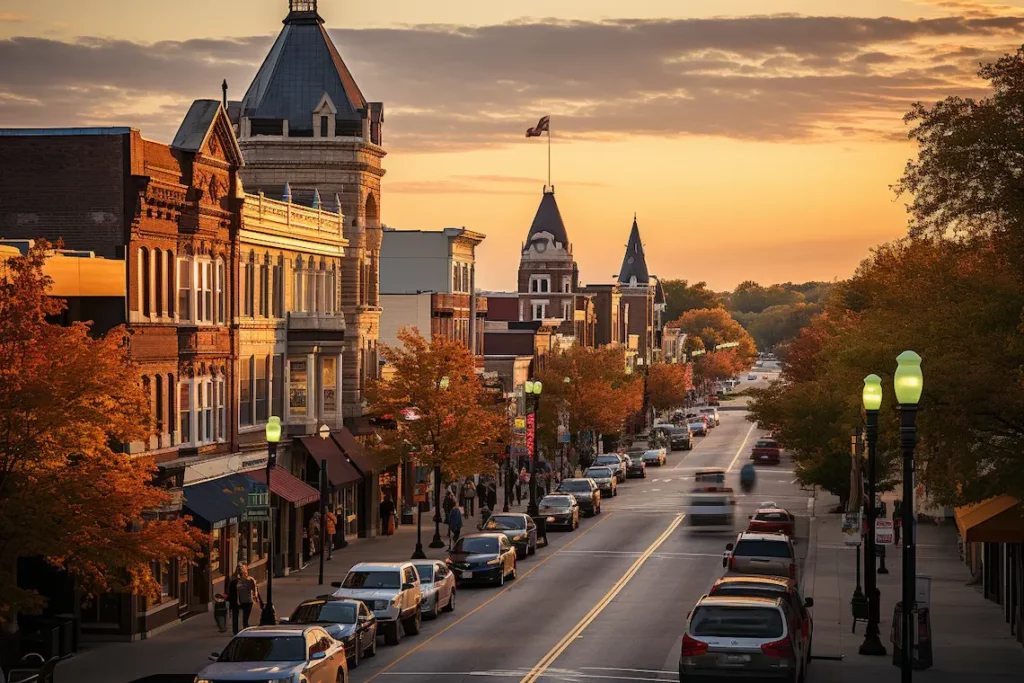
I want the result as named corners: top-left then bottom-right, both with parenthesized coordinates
top-left (2, 0), bottom-right (1023, 291)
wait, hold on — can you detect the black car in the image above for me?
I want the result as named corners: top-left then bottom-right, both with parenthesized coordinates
top-left (446, 533), bottom-right (518, 586)
top-left (626, 453), bottom-right (647, 478)
top-left (556, 478), bottom-right (601, 516)
top-left (662, 426), bottom-right (694, 451)
top-left (538, 494), bottom-right (580, 530)
top-left (282, 596), bottom-right (378, 668)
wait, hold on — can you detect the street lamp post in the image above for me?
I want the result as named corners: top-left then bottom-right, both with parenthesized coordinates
top-left (894, 351), bottom-right (923, 681)
top-left (860, 374), bottom-right (887, 656)
top-left (429, 377), bottom-right (450, 549)
top-left (260, 416), bottom-right (281, 626)
top-left (525, 380), bottom-right (542, 517)
top-left (411, 498), bottom-right (427, 559)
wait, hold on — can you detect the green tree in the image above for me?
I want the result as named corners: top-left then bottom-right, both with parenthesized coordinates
top-left (734, 302), bottom-right (821, 350)
top-left (729, 280), bottom-right (805, 314)
top-left (661, 279), bottom-right (723, 322)
top-left (667, 307), bottom-right (757, 372)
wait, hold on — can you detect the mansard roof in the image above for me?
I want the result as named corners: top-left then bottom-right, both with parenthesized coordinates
top-left (618, 217), bottom-right (650, 286)
top-left (525, 190), bottom-right (569, 250)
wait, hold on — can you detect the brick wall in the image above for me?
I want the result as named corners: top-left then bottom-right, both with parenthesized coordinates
top-left (0, 132), bottom-right (131, 257)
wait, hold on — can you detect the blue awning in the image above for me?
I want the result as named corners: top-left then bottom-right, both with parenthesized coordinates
top-left (183, 473), bottom-right (256, 530)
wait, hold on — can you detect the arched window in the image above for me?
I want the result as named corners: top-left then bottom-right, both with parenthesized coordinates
top-left (141, 375), bottom-right (151, 443)
top-left (166, 250), bottom-right (175, 317)
top-left (153, 249), bottom-right (163, 317)
top-left (167, 373), bottom-right (176, 442)
top-left (259, 254), bottom-right (270, 317)
top-left (294, 257), bottom-right (304, 312)
top-left (139, 248), bottom-right (151, 318)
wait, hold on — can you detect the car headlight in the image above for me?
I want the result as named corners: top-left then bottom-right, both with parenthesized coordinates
top-left (375, 600), bottom-right (389, 610)
top-left (514, 533), bottom-right (527, 541)
top-left (486, 557), bottom-right (502, 565)
top-left (546, 516), bottom-right (556, 522)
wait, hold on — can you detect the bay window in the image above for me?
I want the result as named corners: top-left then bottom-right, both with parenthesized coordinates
top-left (178, 381), bottom-right (192, 444)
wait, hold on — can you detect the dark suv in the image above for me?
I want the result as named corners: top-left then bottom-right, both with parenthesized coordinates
top-left (655, 425), bottom-right (693, 451)
top-left (556, 478), bottom-right (601, 516)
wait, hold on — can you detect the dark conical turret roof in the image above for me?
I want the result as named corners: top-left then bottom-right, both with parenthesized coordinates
top-left (525, 190), bottom-right (569, 250)
top-left (240, 1), bottom-right (367, 134)
top-left (618, 216), bottom-right (650, 285)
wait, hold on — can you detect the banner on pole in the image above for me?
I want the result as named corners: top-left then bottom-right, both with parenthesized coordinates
top-left (875, 519), bottom-right (895, 545)
top-left (841, 510), bottom-right (862, 546)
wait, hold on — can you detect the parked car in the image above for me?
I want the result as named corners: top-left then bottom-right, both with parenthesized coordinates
top-left (331, 561), bottom-right (422, 645)
top-left (585, 466), bottom-right (618, 497)
top-left (446, 533), bottom-right (517, 586)
top-left (593, 453), bottom-right (628, 482)
top-left (679, 595), bottom-right (806, 683)
top-left (481, 512), bottom-right (539, 558)
top-left (751, 438), bottom-right (782, 464)
top-left (699, 407), bottom-right (721, 426)
top-left (282, 597), bottom-right (377, 668)
top-left (198, 624), bottom-right (348, 683)
top-left (411, 559), bottom-right (456, 620)
top-left (748, 373), bottom-right (757, 380)
top-left (747, 508), bottom-right (796, 538)
top-left (707, 574), bottom-right (814, 663)
top-left (538, 493), bottom-right (580, 530)
top-left (556, 478), bottom-right (602, 516)
top-left (654, 425), bottom-right (694, 450)
top-left (642, 448), bottom-right (667, 467)
top-left (689, 419), bottom-right (709, 437)
top-left (708, 394), bottom-right (720, 406)
top-left (724, 532), bottom-right (799, 582)
top-left (626, 452), bottom-right (647, 478)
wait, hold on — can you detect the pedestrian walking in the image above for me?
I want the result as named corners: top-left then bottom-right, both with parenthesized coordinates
top-left (448, 505), bottom-right (464, 550)
top-left (443, 491), bottom-right (456, 525)
top-left (380, 495), bottom-right (396, 536)
top-left (462, 478), bottom-right (477, 517)
top-left (227, 563), bottom-right (262, 634)
top-left (476, 478), bottom-right (487, 508)
top-left (212, 592), bottom-right (228, 633)
top-left (308, 512), bottom-right (320, 558)
top-left (324, 509), bottom-right (337, 560)
top-left (487, 481), bottom-right (497, 511)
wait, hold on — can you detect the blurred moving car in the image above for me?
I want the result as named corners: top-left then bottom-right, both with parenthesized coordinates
top-left (642, 448), bottom-right (667, 467)
top-left (481, 512), bottom-right (538, 558)
top-left (593, 453), bottom-right (628, 482)
top-left (538, 493), bottom-right (580, 530)
top-left (679, 595), bottom-right (806, 682)
top-left (751, 438), bottom-right (782, 464)
top-left (724, 532), bottom-right (799, 582)
top-left (707, 574), bottom-right (814, 662)
top-left (556, 478), bottom-right (602, 516)
top-left (197, 624), bottom-right (348, 683)
top-left (747, 508), bottom-right (796, 538)
top-left (685, 490), bottom-right (736, 527)
top-left (699, 407), bottom-right (721, 426)
top-left (283, 597), bottom-right (377, 668)
top-left (585, 466), bottom-right (618, 497)
top-left (748, 373), bottom-right (758, 380)
top-left (626, 452), bottom-right (647, 478)
top-left (446, 533), bottom-right (517, 586)
top-left (411, 559), bottom-right (456, 620)
top-left (689, 419), bottom-right (709, 437)
top-left (331, 561), bottom-right (422, 645)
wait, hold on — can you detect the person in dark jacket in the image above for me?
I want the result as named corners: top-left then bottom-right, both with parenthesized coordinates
top-left (380, 495), bottom-right (396, 536)
top-left (448, 505), bottom-right (464, 550)
top-left (227, 563), bottom-right (262, 634)
top-left (487, 482), bottom-right (497, 511)
top-left (477, 479), bottom-right (488, 507)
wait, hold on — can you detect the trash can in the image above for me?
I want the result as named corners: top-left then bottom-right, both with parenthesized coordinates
top-left (532, 516), bottom-right (549, 547)
top-left (891, 601), bottom-right (933, 670)
top-left (401, 505), bottom-right (414, 525)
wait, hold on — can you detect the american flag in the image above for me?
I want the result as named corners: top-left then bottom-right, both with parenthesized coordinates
top-left (526, 115), bottom-right (550, 137)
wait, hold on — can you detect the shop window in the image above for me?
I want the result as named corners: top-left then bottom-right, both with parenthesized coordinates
top-left (150, 561), bottom-right (174, 604)
top-left (290, 358), bottom-right (308, 417)
top-left (322, 357), bottom-right (337, 414)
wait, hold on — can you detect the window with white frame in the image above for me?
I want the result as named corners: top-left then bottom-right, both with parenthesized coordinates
top-left (177, 258), bottom-right (192, 320)
top-left (216, 259), bottom-right (226, 324)
top-left (462, 264), bottom-right (470, 293)
top-left (563, 301), bottom-right (572, 320)
top-left (179, 376), bottom-right (226, 446)
top-left (562, 276), bottom-right (571, 293)
top-left (178, 381), bottom-right (192, 444)
top-left (532, 302), bottom-right (548, 320)
top-left (197, 261), bottom-right (214, 322)
top-left (453, 264), bottom-right (460, 293)
top-left (241, 355), bottom-right (276, 427)
top-left (530, 275), bottom-right (550, 294)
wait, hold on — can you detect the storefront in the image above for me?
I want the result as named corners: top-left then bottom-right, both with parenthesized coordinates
top-left (245, 467), bottom-right (320, 575)
top-left (296, 434), bottom-right (363, 549)
top-left (334, 426), bottom-right (378, 538)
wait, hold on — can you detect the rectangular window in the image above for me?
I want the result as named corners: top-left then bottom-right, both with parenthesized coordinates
top-left (272, 355), bottom-right (285, 417)
top-left (239, 355), bottom-right (253, 426)
top-left (534, 304), bottom-right (546, 320)
top-left (326, 268), bottom-right (336, 313)
top-left (255, 355), bottom-right (268, 423)
top-left (289, 359), bottom-right (308, 417)
top-left (243, 261), bottom-right (254, 317)
top-left (322, 357), bottom-right (337, 413)
top-left (563, 302), bottom-right (572, 320)
top-left (199, 261), bottom-right (213, 322)
top-left (217, 378), bottom-right (226, 441)
top-left (178, 382), bottom-right (192, 444)
top-left (272, 263), bottom-right (282, 317)
top-left (203, 380), bottom-right (214, 443)
top-left (217, 261), bottom-right (226, 324)
top-left (177, 259), bottom-right (191, 321)
top-left (320, 116), bottom-right (329, 138)
top-left (294, 265), bottom-right (304, 313)
top-left (196, 379), bottom-right (205, 443)
top-left (259, 264), bottom-right (269, 317)
top-left (306, 267), bottom-right (315, 312)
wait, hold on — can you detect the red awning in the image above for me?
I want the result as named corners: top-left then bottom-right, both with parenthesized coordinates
top-left (246, 468), bottom-right (320, 507)
top-left (334, 427), bottom-right (375, 475)
top-left (298, 435), bottom-right (362, 487)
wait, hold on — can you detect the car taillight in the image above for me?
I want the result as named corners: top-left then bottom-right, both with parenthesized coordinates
top-left (761, 635), bottom-right (794, 658)
top-left (681, 633), bottom-right (709, 656)
top-left (728, 555), bottom-right (736, 570)
top-left (788, 563), bottom-right (796, 579)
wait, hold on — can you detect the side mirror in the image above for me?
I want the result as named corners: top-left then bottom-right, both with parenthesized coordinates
top-left (310, 650), bottom-right (328, 661)
top-left (804, 597), bottom-right (814, 608)
top-left (726, 543), bottom-right (734, 551)
top-left (209, 652), bottom-right (220, 661)
top-left (330, 581), bottom-right (342, 588)
top-left (402, 582), bottom-right (415, 591)
top-left (279, 617), bottom-right (290, 623)
top-left (748, 515), bottom-right (753, 520)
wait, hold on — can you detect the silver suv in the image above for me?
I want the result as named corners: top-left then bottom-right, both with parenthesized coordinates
top-left (332, 561), bottom-right (423, 646)
top-left (723, 532), bottom-right (798, 583)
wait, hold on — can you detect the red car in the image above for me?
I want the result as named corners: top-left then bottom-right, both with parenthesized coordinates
top-left (751, 438), bottom-right (781, 464)
top-left (747, 507), bottom-right (796, 538)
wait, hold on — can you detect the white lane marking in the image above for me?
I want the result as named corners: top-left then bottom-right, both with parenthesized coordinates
top-left (559, 550), bottom-right (722, 559)
top-left (581, 667), bottom-right (679, 675)
top-left (727, 423), bottom-right (758, 473)
top-left (790, 478), bottom-right (798, 484)
top-left (651, 488), bottom-right (661, 492)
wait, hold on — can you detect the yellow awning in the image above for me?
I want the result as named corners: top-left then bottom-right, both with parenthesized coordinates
top-left (954, 495), bottom-right (1024, 543)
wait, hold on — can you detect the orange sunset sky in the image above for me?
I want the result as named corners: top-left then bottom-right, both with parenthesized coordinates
top-left (1, 0), bottom-right (1022, 290)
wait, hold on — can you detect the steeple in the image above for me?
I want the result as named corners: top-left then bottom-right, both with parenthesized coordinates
top-left (523, 188), bottom-right (570, 253)
top-left (617, 216), bottom-right (650, 286)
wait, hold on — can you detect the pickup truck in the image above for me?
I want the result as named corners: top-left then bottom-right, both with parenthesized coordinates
top-left (751, 438), bottom-right (781, 464)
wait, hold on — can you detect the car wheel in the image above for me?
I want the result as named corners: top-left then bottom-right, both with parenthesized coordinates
top-left (350, 641), bottom-right (361, 669)
top-left (612, 488), bottom-right (618, 497)
top-left (497, 566), bottom-right (505, 586)
top-left (528, 540), bottom-right (536, 556)
top-left (364, 631), bottom-right (378, 657)
top-left (385, 621), bottom-right (401, 646)
top-left (443, 589), bottom-right (456, 613)
top-left (403, 609), bottom-right (421, 636)
top-left (337, 668), bottom-right (346, 683)
top-left (509, 559), bottom-right (517, 580)
top-left (425, 598), bottom-right (439, 621)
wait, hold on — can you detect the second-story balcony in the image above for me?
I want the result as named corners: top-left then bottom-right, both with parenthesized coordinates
top-left (287, 311), bottom-right (346, 332)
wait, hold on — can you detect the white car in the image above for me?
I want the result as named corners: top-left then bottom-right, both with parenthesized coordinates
top-left (412, 559), bottom-right (456, 620)
top-left (197, 624), bottom-right (348, 683)
top-left (331, 562), bottom-right (422, 645)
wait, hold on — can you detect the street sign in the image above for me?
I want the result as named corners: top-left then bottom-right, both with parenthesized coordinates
top-left (514, 417), bottom-right (527, 435)
top-left (243, 507), bottom-right (270, 522)
top-left (875, 519), bottom-right (895, 545)
top-left (842, 511), bottom-right (862, 546)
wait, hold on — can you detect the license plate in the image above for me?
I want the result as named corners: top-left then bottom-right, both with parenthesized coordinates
top-left (458, 570), bottom-right (473, 578)
top-left (720, 654), bottom-right (750, 664)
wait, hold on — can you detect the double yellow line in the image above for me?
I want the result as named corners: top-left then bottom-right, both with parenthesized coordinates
top-left (519, 513), bottom-right (685, 683)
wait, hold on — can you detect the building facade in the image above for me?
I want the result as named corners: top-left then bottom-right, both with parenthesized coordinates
top-left (616, 217), bottom-right (658, 366)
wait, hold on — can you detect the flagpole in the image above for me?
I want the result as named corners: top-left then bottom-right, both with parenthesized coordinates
top-left (547, 119), bottom-right (552, 190)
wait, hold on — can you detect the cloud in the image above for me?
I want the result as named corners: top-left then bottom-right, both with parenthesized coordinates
top-left (0, 12), bottom-right (1022, 149)
top-left (0, 13), bottom-right (28, 22)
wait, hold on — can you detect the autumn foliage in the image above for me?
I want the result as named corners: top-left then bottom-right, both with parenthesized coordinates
top-left (368, 328), bottom-right (505, 481)
top-left (668, 307), bottom-right (757, 385)
top-left (646, 362), bottom-right (693, 412)
top-left (0, 243), bottom-right (203, 623)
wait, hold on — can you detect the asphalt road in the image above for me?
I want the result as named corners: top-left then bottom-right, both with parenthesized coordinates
top-left (351, 401), bottom-right (813, 683)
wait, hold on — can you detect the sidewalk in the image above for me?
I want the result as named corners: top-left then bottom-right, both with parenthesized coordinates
top-left (804, 491), bottom-right (1024, 682)
top-left (60, 497), bottom-right (536, 683)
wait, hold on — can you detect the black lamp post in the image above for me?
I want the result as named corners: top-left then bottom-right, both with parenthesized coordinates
top-left (860, 374), bottom-right (887, 656)
top-left (259, 416), bottom-right (281, 626)
top-left (525, 379), bottom-right (542, 517)
top-left (429, 377), bottom-right (450, 549)
top-left (411, 498), bottom-right (427, 559)
top-left (894, 351), bottom-right (923, 681)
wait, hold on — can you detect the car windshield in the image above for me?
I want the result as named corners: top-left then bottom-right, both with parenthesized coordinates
top-left (559, 480), bottom-right (591, 492)
top-left (734, 540), bottom-right (793, 558)
top-left (586, 467), bottom-right (612, 478)
top-left (342, 570), bottom-right (401, 589)
top-left (540, 496), bottom-right (572, 509)
top-left (755, 512), bottom-right (790, 522)
top-left (594, 456), bottom-right (619, 466)
top-left (218, 635), bottom-right (306, 662)
top-left (453, 537), bottom-right (499, 554)
top-left (630, 455), bottom-right (644, 462)
top-left (414, 565), bottom-right (434, 582)
top-left (289, 601), bottom-right (357, 625)
top-left (689, 422), bottom-right (703, 428)
top-left (484, 516), bottom-right (525, 531)
top-left (756, 440), bottom-right (778, 448)
top-left (690, 606), bottom-right (784, 639)
top-left (689, 497), bottom-right (729, 506)
top-left (644, 451), bottom-right (660, 457)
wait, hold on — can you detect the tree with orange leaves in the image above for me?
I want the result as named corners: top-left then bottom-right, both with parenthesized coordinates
top-left (646, 362), bottom-right (694, 412)
top-left (668, 307), bottom-right (757, 386)
top-left (0, 242), bottom-right (203, 634)
top-left (368, 328), bottom-right (505, 539)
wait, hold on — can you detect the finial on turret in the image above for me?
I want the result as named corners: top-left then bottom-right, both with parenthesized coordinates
top-left (283, 182), bottom-right (292, 203)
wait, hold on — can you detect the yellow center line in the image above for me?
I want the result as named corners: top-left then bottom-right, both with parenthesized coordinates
top-left (726, 422), bottom-right (757, 473)
top-left (672, 432), bottom-right (706, 469)
top-left (363, 511), bottom-right (616, 683)
top-left (518, 513), bottom-right (685, 683)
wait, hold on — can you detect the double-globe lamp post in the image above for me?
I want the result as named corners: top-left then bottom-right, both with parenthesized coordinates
top-left (894, 351), bottom-right (923, 682)
top-left (259, 416), bottom-right (282, 626)
top-left (860, 375), bottom-right (886, 656)
top-left (525, 379), bottom-right (543, 517)
top-left (429, 377), bottom-right (451, 549)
